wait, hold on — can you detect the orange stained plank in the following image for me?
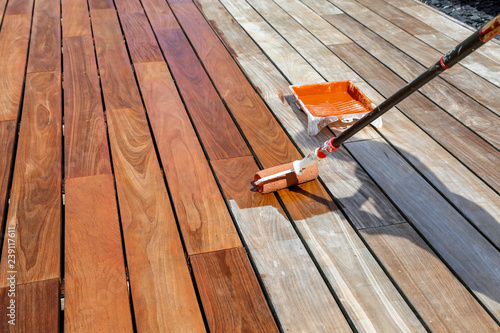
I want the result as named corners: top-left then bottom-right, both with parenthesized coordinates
top-left (27, 0), bottom-right (61, 73)
top-left (63, 36), bottom-right (112, 179)
top-left (0, 0), bottom-right (7, 18)
top-left (0, 121), bottom-right (16, 226)
top-left (4, 0), bottom-right (33, 15)
top-left (105, 107), bottom-right (205, 332)
top-left (169, 2), bottom-right (300, 167)
top-left (65, 174), bottom-right (133, 332)
top-left (0, 279), bottom-right (59, 332)
top-left (90, 8), bottom-right (143, 111)
top-left (154, 27), bottom-right (251, 160)
top-left (134, 61), bottom-right (242, 254)
top-left (62, 0), bottom-right (92, 37)
top-left (0, 14), bottom-right (32, 121)
top-left (0, 71), bottom-right (62, 286)
top-left (190, 247), bottom-right (279, 332)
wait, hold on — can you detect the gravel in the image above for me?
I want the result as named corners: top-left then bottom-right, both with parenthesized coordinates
top-left (417, 0), bottom-right (500, 40)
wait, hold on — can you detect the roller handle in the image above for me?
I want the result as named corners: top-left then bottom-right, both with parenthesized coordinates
top-left (330, 14), bottom-right (500, 148)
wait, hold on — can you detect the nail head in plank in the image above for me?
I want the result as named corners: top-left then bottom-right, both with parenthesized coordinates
top-left (361, 223), bottom-right (500, 332)
top-left (0, 279), bottom-right (59, 332)
top-left (65, 174), bottom-right (133, 332)
top-left (0, 71), bottom-right (62, 286)
top-left (191, 247), bottom-right (279, 333)
top-left (105, 107), bottom-right (206, 331)
top-left (27, 0), bottom-right (61, 73)
top-left (134, 61), bottom-right (242, 254)
top-left (0, 14), bottom-right (32, 121)
top-left (63, 36), bottom-right (112, 179)
top-left (154, 28), bottom-right (251, 159)
top-left (91, 8), bottom-right (143, 111)
top-left (215, 156), bottom-right (371, 332)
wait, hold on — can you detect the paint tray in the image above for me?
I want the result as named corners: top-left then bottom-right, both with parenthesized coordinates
top-left (290, 81), bottom-right (382, 136)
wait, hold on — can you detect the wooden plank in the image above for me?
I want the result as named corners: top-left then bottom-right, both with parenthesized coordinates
top-left (141, 0), bottom-right (179, 30)
top-left (105, 107), bottom-right (205, 332)
top-left (328, 42), bottom-right (500, 192)
top-left (63, 36), bottom-right (112, 179)
top-left (169, 2), bottom-right (301, 168)
top-left (134, 61), bottom-right (242, 253)
top-left (88, 0), bottom-right (114, 10)
top-left (0, 121), bottom-right (16, 226)
top-left (153, 27), bottom-right (251, 159)
top-left (314, 13), bottom-right (500, 149)
top-left (62, 0), bottom-right (92, 37)
top-left (0, 14), bottom-right (32, 121)
top-left (64, 174), bottom-right (133, 332)
top-left (211, 156), bottom-right (352, 332)
top-left (344, 137), bottom-right (500, 319)
top-left (0, 71), bottom-right (62, 286)
top-left (90, 9), bottom-right (143, 111)
top-left (361, 223), bottom-right (500, 332)
top-left (0, 0), bottom-right (7, 20)
top-left (27, 0), bottom-right (61, 73)
top-left (0, 279), bottom-right (59, 332)
top-left (4, 0), bottom-right (33, 15)
top-left (190, 247), bottom-right (279, 332)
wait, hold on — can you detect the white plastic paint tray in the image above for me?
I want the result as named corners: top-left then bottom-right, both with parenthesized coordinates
top-left (290, 81), bottom-right (382, 136)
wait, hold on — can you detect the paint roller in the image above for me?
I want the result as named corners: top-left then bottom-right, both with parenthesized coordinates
top-left (255, 14), bottom-right (500, 194)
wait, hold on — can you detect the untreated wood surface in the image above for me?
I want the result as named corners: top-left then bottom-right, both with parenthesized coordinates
top-left (1, 0), bottom-right (499, 330)
top-left (190, 247), bottom-right (279, 333)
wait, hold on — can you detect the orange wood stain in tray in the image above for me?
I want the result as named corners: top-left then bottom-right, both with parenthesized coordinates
top-left (291, 81), bottom-right (373, 118)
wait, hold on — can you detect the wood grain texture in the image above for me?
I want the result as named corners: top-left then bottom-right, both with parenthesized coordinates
top-left (0, 14), bottom-right (32, 121)
top-left (141, 0), bottom-right (179, 30)
top-left (328, 42), bottom-right (500, 192)
top-left (65, 174), bottom-right (133, 332)
top-left (0, 121), bottom-right (16, 226)
top-left (27, 0), bottom-right (61, 73)
top-left (134, 61), bottom-right (242, 254)
top-left (0, 72), bottom-right (62, 286)
top-left (90, 8), bottom-right (143, 111)
top-left (154, 28), bottom-right (251, 160)
top-left (4, 0), bottom-right (33, 15)
top-left (170, 2), bottom-right (300, 168)
top-left (62, 0), bottom-right (92, 37)
top-left (0, 279), bottom-right (59, 332)
top-left (361, 223), bottom-right (500, 332)
top-left (211, 156), bottom-right (352, 332)
top-left (345, 137), bottom-right (500, 319)
top-left (63, 36), bottom-right (112, 179)
top-left (190, 247), bottom-right (279, 333)
top-left (88, 0), bottom-right (114, 10)
top-left (105, 107), bottom-right (206, 332)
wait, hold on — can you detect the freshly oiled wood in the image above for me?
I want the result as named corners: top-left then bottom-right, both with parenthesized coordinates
top-left (4, 0), bottom-right (33, 15)
top-left (317, 1), bottom-right (500, 118)
top-left (361, 223), bottom-right (500, 332)
top-left (204, 0), bottom-right (324, 84)
top-left (0, 279), bottom-right (59, 332)
top-left (105, 107), bottom-right (205, 332)
top-left (153, 28), bottom-right (251, 160)
top-left (317, 13), bottom-right (500, 149)
top-left (27, 0), bottom-right (61, 73)
top-left (0, 121), bottom-right (16, 226)
top-left (115, 11), bottom-right (164, 63)
top-left (329, 42), bottom-right (500, 192)
top-left (0, 14), bottom-right (32, 121)
top-left (62, 0), bottom-right (92, 37)
top-left (0, 72), bottom-right (62, 286)
top-left (378, 110), bottom-right (500, 247)
top-left (134, 61), bottom-right (242, 254)
top-left (169, 2), bottom-right (300, 167)
top-left (65, 174), bottom-right (133, 332)
top-left (63, 36), bottom-right (112, 179)
top-left (190, 247), bottom-right (278, 333)
top-left (90, 9), bottom-right (143, 111)
top-left (211, 156), bottom-right (352, 332)
top-left (198, 0), bottom-right (405, 228)
top-left (141, 0), bottom-right (179, 30)
top-left (345, 137), bottom-right (500, 319)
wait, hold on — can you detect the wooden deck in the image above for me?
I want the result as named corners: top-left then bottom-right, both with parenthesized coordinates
top-left (0, 0), bottom-right (499, 331)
